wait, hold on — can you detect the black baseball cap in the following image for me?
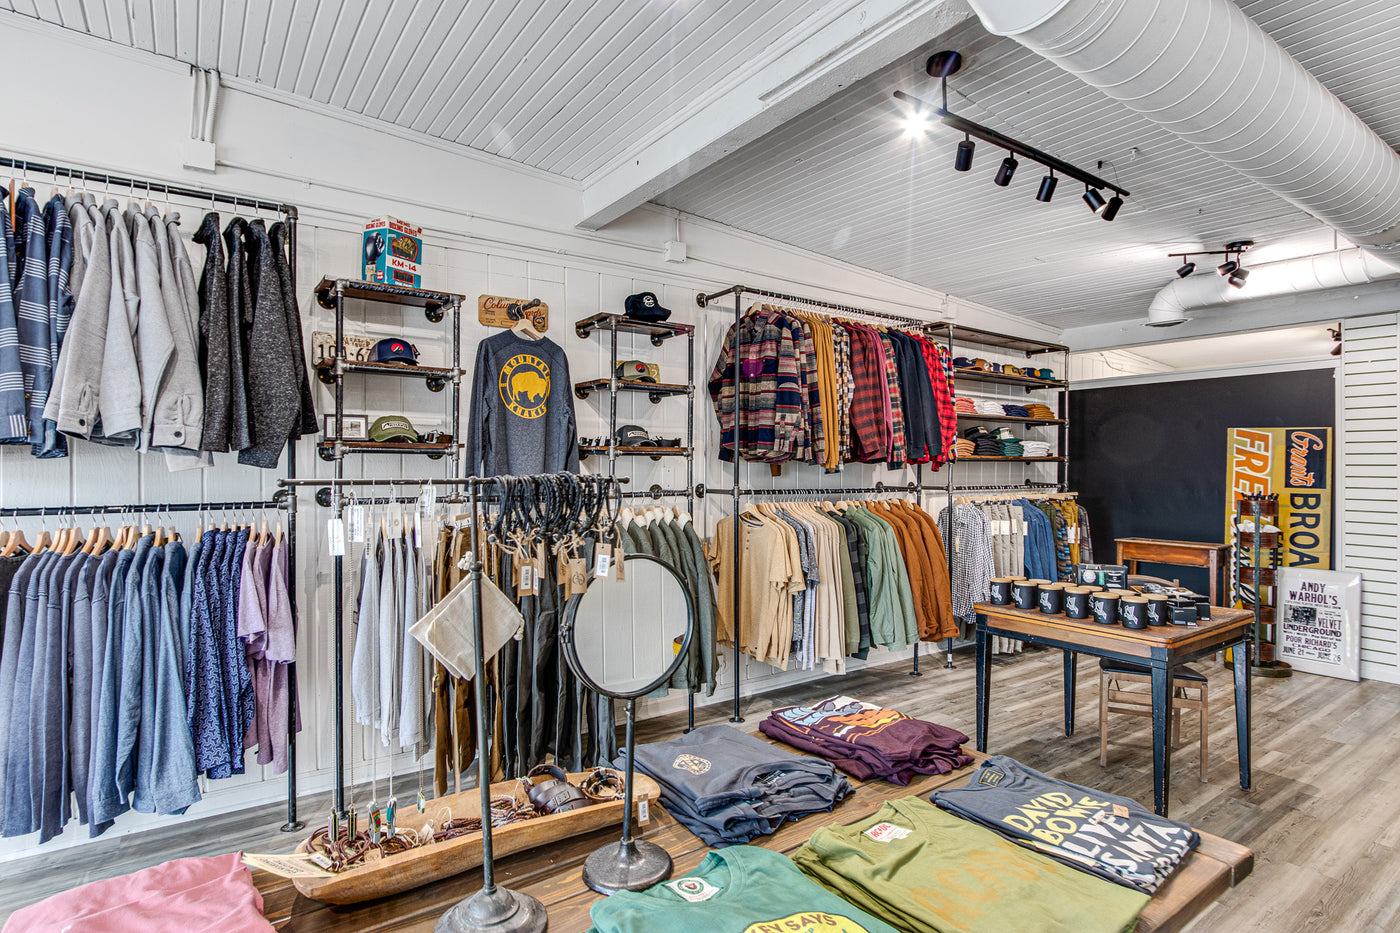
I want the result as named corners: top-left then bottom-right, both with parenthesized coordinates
top-left (624, 292), bottom-right (671, 322)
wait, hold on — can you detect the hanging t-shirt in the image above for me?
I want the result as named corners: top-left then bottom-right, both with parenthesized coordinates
top-left (465, 330), bottom-right (579, 476)
top-left (587, 844), bottom-right (900, 933)
top-left (932, 755), bottom-right (1199, 893)
top-left (792, 796), bottom-right (1148, 933)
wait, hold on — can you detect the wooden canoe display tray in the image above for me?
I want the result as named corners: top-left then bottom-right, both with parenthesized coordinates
top-left (291, 771), bottom-right (660, 904)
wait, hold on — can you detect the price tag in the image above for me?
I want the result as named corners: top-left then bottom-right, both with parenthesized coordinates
top-left (1112, 803), bottom-right (1130, 818)
top-left (346, 505), bottom-right (365, 543)
top-left (595, 544), bottom-right (612, 578)
top-left (518, 561), bottom-right (533, 593)
top-left (615, 551), bottom-right (626, 582)
top-left (413, 511), bottom-right (422, 549)
top-left (327, 518), bottom-right (346, 556)
top-left (638, 798), bottom-right (650, 823)
top-left (568, 558), bottom-right (587, 596)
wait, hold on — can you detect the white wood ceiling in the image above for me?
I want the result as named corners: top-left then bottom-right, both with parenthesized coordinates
top-left (655, 0), bottom-right (1400, 330)
top-left (0, 0), bottom-right (816, 181)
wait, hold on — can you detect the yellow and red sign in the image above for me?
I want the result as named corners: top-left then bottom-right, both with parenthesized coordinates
top-left (1225, 427), bottom-right (1333, 570)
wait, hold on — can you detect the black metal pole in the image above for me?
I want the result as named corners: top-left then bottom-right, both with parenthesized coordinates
top-left (281, 432), bottom-right (303, 831)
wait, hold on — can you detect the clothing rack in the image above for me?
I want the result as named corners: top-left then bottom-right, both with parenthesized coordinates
top-left (275, 473), bottom-right (626, 816)
top-left (949, 481), bottom-right (1063, 492)
top-left (0, 495), bottom-right (304, 832)
top-left (2, 155), bottom-right (307, 835)
top-left (736, 482), bottom-right (918, 497)
top-left (698, 284), bottom-right (948, 722)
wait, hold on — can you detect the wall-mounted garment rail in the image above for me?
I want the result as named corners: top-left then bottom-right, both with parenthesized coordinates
top-left (0, 496), bottom-right (302, 843)
top-left (0, 156), bottom-right (295, 215)
top-left (698, 284), bottom-right (950, 723)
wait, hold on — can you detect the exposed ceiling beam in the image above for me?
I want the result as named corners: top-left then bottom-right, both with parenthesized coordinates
top-left (1062, 280), bottom-right (1400, 353)
top-left (576, 0), bottom-right (974, 231)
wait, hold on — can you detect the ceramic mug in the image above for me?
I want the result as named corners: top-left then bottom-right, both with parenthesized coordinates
top-left (1015, 579), bottom-right (1047, 610)
top-left (1145, 594), bottom-right (1170, 626)
top-left (989, 577), bottom-right (1013, 605)
top-left (1038, 583), bottom-right (1064, 615)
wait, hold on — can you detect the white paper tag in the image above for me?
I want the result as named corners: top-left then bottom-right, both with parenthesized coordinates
top-left (663, 877), bottom-right (718, 903)
top-left (864, 822), bottom-right (913, 843)
top-left (595, 548), bottom-right (612, 579)
top-left (347, 505), bottom-right (365, 543)
top-left (327, 518), bottom-right (346, 556)
top-left (413, 511), bottom-right (422, 548)
top-left (638, 798), bottom-right (649, 823)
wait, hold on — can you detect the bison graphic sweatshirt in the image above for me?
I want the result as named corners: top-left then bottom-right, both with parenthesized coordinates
top-left (466, 330), bottom-right (579, 476)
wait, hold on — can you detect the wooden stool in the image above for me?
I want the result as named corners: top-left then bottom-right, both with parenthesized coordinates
top-left (1099, 659), bottom-right (1210, 782)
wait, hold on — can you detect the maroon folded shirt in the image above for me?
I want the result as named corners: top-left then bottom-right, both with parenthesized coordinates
top-left (760, 696), bottom-right (972, 784)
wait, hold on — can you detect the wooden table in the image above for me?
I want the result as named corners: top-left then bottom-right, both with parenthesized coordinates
top-left (255, 748), bottom-right (1252, 932)
top-left (973, 602), bottom-right (1253, 818)
top-left (1115, 537), bottom-right (1232, 606)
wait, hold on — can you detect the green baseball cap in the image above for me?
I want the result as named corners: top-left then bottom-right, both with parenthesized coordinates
top-left (369, 415), bottom-right (419, 443)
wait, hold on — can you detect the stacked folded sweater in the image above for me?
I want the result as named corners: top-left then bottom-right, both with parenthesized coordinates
top-left (1001, 403), bottom-right (1030, 418)
top-left (1025, 403), bottom-right (1056, 419)
top-left (954, 396), bottom-right (978, 415)
top-left (997, 431), bottom-right (1024, 456)
top-left (760, 696), bottom-right (972, 784)
top-left (954, 438), bottom-right (975, 458)
top-left (975, 399), bottom-right (1005, 416)
top-left (963, 426), bottom-right (1003, 456)
top-left (1021, 440), bottom-right (1052, 457)
top-left (623, 724), bottom-right (851, 847)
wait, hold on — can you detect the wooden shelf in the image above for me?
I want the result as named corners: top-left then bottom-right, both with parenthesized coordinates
top-left (953, 367), bottom-right (1067, 390)
top-left (579, 445), bottom-right (689, 460)
top-left (315, 358), bottom-right (457, 390)
top-left (314, 277), bottom-right (463, 319)
top-left (574, 312), bottom-right (694, 345)
top-left (955, 455), bottom-right (1064, 462)
top-left (955, 412), bottom-right (1064, 426)
top-left (573, 379), bottom-right (688, 403)
top-left (947, 323), bottom-right (1068, 356)
top-left (319, 440), bottom-right (453, 460)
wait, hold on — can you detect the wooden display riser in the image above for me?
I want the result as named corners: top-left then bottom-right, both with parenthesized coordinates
top-left (254, 748), bottom-right (1251, 932)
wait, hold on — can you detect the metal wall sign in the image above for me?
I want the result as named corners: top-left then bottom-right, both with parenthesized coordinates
top-left (1277, 567), bottom-right (1362, 680)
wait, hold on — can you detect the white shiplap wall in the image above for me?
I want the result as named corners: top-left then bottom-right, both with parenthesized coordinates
top-left (1340, 314), bottom-right (1400, 684)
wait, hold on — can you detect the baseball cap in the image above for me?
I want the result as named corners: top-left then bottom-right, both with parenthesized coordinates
top-left (615, 424), bottom-right (656, 447)
top-left (624, 292), bottom-right (671, 322)
top-left (615, 360), bottom-right (656, 383)
top-left (372, 337), bottom-right (419, 365)
top-left (369, 415), bottom-right (420, 443)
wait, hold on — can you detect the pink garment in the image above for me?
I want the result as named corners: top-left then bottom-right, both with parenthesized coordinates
top-left (3, 852), bottom-right (272, 933)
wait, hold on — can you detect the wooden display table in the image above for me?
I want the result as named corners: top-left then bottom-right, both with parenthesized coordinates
top-left (1115, 537), bottom-right (1231, 606)
top-left (255, 749), bottom-right (1251, 931)
top-left (973, 602), bottom-right (1253, 817)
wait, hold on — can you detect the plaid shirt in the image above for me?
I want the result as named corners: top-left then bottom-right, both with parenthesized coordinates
top-left (708, 307), bottom-right (805, 462)
top-left (938, 504), bottom-right (995, 620)
top-left (781, 311), bottom-right (825, 465)
top-left (844, 323), bottom-right (887, 462)
top-left (831, 324), bottom-right (854, 461)
top-left (877, 331), bottom-right (907, 467)
top-left (910, 333), bottom-right (957, 467)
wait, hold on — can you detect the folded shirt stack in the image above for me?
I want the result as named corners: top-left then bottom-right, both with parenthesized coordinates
top-left (954, 438), bottom-right (975, 458)
top-left (1025, 402), bottom-right (1056, 419)
top-left (793, 796), bottom-right (1151, 933)
top-left (1001, 403), bottom-right (1030, 417)
top-left (759, 695), bottom-right (973, 785)
top-left (954, 396), bottom-right (978, 415)
top-left (623, 724), bottom-right (851, 847)
top-left (963, 426), bottom-right (1003, 456)
top-left (1021, 440), bottom-right (1052, 457)
top-left (975, 399), bottom-right (1006, 415)
top-left (999, 437), bottom-right (1025, 456)
top-left (932, 756), bottom-right (1200, 894)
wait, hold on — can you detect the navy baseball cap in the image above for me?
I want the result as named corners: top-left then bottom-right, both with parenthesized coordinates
top-left (624, 292), bottom-right (671, 322)
top-left (373, 337), bottom-right (418, 365)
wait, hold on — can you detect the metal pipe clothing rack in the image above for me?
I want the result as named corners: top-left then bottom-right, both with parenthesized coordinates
top-left (277, 473), bottom-right (628, 817)
top-left (0, 495), bottom-right (304, 831)
top-left (1, 154), bottom-right (307, 833)
top-left (697, 284), bottom-right (948, 722)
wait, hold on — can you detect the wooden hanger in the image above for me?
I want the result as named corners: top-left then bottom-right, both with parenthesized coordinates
top-left (88, 525), bottom-right (110, 555)
top-left (33, 526), bottom-right (51, 554)
top-left (63, 525), bottom-right (85, 556)
top-left (0, 528), bottom-right (24, 557)
top-left (510, 315), bottom-right (544, 341)
top-left (275, 519), bottom-right (284, 545)
top-left (152, 525), bottom-right (165, 547)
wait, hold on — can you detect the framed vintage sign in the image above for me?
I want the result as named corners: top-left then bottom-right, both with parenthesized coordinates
top-left (1276, 567), bottom-right (1361, 680)
top-left (478, 295), bottom-right (549, 332)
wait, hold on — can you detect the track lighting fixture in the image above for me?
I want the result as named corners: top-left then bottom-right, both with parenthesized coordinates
top-left (1168, 240), bottom-right (1254, 288)
top-left (994, 153), bottom-right (1017, 187)
top-left (903, 110), bottom-right (931, 138)
top-left (955, 134), bottom-right (975, 171)
top-left (895, 52), bottom-right (1129, 217)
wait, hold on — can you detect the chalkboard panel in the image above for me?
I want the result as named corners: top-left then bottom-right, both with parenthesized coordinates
top-left (1068, 368), bottom-right (1335, 594)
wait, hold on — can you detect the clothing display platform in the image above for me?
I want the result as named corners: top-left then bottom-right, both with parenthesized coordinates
top-left (250, 745), bottom-right (1252, 932)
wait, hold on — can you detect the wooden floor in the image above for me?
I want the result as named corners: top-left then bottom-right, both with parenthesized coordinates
top-left (3, 645), bottom-right (1398, 932)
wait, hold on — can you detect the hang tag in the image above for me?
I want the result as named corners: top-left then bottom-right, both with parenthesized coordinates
top-left (568, 558), bottom-right (587, 596)
top-left (615, 552), bottom-right (626, 582)
top-left (518, 561), bottom-right (533, 593)
top-left (638, 798), bottom-right (650, 823)
top-left (369, 805), bottom-right (382, 844)
top-left (347, 506), bottom-right (365, 543)
top-left (413, 511), bottom-right (422, 548)
top-left (534, 544), bottom-right (548, 594)
top-left (417, 791), bottom-right (427, 814)
top-left (327, 518), bottom-right (346, 556)
top-left (595, 544), bottom-right (612, 579)
top-left (1112, 803), bottom-right (1130, 818)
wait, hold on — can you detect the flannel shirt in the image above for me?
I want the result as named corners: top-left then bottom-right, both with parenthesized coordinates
top-left (845, 323), bottom-right (887, 462)
top-left (938, 504), bottom-right (994, 621)
top-left (709, 308), bottom-right (804, 462)
top-left (831, 324), bottom-right (854, 462)
top-left (780, 311), bottom-right (824, 465)
top-left (0, 190), bottom-right (25, 441)
top-left (13, 188), bottom-right (53, 452)
top-left (876, 331), bottom-right (907, 467)
top-left (911, 333), bottom-right (957, 467)
top-left (888, 331), bottom-right (932, 464)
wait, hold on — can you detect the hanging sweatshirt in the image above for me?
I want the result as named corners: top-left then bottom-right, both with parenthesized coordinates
top-left (465, 330), bottom-right (579, 476)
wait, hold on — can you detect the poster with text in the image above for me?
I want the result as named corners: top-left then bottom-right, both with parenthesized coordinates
top-left (1225, 427), bottom-right (1333, 576)
top-left (1277, 568), bottom-right (1361, 680)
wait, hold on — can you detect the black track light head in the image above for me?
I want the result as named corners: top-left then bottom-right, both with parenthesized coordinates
top-left (1083, 186), bottom-right (1107, 213)
top-left (955, 135), bottom-right (975, 171)
top-left (1176, 261), bottom-right (1196, 278)
top-left (994, 153), bottom-right (1018, 186)
top-left (1218, 259), bottom-right (1238, 276)
top-left (1101, 195), bottom-right (1123, 221)
top-left (1228, 267), bottom-right (1249, 288)
top-left (1037, 172), bottom-right (1057, 202)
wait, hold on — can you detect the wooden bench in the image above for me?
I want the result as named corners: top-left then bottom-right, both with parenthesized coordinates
top-left (254, 748), bottom-right (1251, 932)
